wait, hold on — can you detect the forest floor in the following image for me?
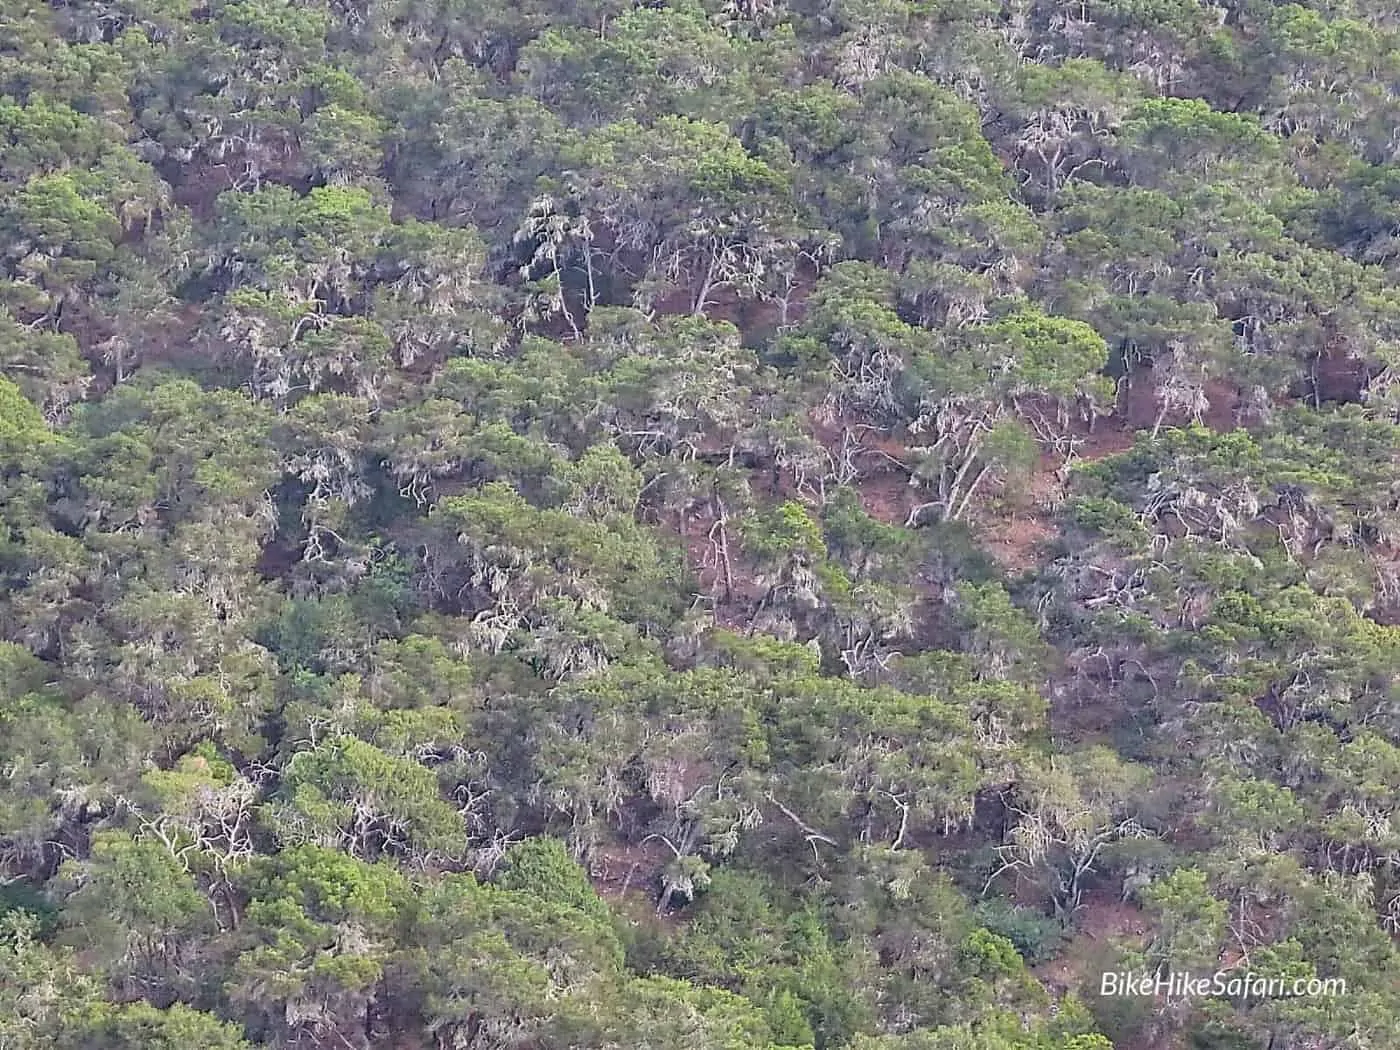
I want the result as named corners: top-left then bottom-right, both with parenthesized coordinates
top-left (1033, 887), bottom-right (1182, 1050)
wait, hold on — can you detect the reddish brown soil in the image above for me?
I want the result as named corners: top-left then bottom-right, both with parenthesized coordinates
top-left (1035, 890), bottom-right (1185, 1050)
top-left (858, 472), bottom-right (912, 526)
top-left (1120, 365), bottom-right (1244, 434)
top-left (167, 161), bottom-right (238, 219)
top-left (1311, 340), bottom-right (1369, 405)
top-left (1201, 377), bottom-right (1241, 432)
top-left (649, 262), bottom-right (815, 335)
top-left (677, 509), bottom-right (725, 595)
top-left (588, 836), bottom-right (674, 905)
top-left (976, 451), bottom-right (1063, 573)
top-left (669, 496), bottom-right (774, 638)
top-left (1121, 370), bottom-right (1161, 431)
top-left (984, 511), bottom-right (1058, 573)
top-left (1035, 889), bottom-right (1151, 994)
top-left (1078, 417), bottom-right (1139, 458)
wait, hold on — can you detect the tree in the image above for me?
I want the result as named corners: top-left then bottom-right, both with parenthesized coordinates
top-left (227, 846), bottom-right (411, 1045)
top-left (65, 1002), bottom-right (255, 1050)
top-left (1139, 867), bottom-right (1228, 973)
top-left (54, 829), bottom-right (213, 999)
top-left (0, 911), bottom-right (104, 1050)
top-left (0, 377), bottom-right (56, 466)
top-left (903, 307), bottom-right (1112, 524)
top-left (518, 2), bottom-right (746, 129)
top-left (561, 116), bottom-right (816, 316)
top-left (988, 748), bottom-right (1157, 921)
top-left (268, 736), bottom-right (465, 864)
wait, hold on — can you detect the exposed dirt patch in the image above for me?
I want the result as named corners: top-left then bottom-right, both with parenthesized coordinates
top-left (1201, 377), bottom-right (1241, 432)
top-left (1370, 559), bottom-right (1400, 625)
top-left (1048, 683), bottom-right (1126, 747)
top-left (163, 160), bottom-right (238, 219)
top-left (1033, 887), bottom-right (1202, 1050)
top-left (1035, 888), bottom-right (1150, 995)
top-left (858, 472), bottom-right (912, 526)
top-left (795, 407), bottom-right (1141, 574)
top-left (588, 836), bottom-right (673, 906)
top-left (1310, 341), bottom-right (1370, 406)
top-left (676, 508), bottom-right (726, 596)
top-left (666, 496), bottom-right (780, 637)
top-left (1121, 369), bottom-right (1161, 431)
top-left (1120, 366), bottom-right (1244, 436)
top-left (807, 414), bottom-right (908, 469)
top-left (161, 141), bottom-right (309, 220)
top-left (648, 268), bottom-right (815, 341)
top-left (256, 538), bottom-right (303, 582)
top-left (982, 510), bottom-right (1057, 574)
top-left (143, 303), bottom-right (206, 370)
top-left (862, 404), bottom-right (1144, 571)
top-left (651, 259), bottom-right (817, 332)
top-left (974, 452), bottom-right (1064, 573)
top-left (1076, 416), bottom-right (1138, 459)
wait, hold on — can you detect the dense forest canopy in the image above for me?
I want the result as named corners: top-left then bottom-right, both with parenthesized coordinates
top-left (4, 0), bottom-right (1400, 1047)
